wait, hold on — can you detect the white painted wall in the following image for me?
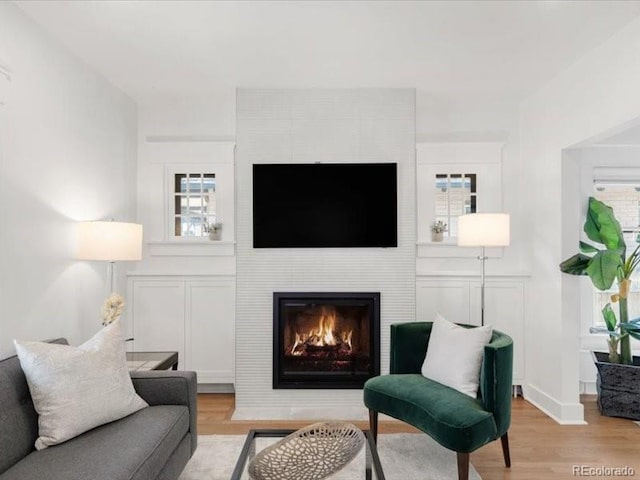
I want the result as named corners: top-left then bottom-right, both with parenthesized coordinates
top-left (521, 16), bottom-right (640, 423)
top-left (0, 3), bottom-right (137, 358)
top-left (138, 96), bottom-right (235, 141)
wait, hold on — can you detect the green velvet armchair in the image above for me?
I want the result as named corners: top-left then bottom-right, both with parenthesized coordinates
top-left (363, 322), bottom-right (513, 480)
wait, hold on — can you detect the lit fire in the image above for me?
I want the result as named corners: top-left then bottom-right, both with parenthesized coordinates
top-left (289, 308), bottom-right (353, 356)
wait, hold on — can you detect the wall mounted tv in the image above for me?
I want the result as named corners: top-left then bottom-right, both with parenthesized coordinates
top-left (253, 163), bottom-right (397, 248)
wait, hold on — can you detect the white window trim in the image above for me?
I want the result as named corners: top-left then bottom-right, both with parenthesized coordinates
top-left (141, 141), bottom-right (235, 256)
top-left (434, 173), bottom-right (477, 239)
top-left (150, 163), bottom-right (235, 256)
top-left (416, 142), bottom-right (504, 258)
top-left (165, 165), bottom-right (218, 242)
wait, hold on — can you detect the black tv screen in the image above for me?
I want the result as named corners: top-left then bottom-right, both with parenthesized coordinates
top-left (253, 163), bottom-right (397, 248)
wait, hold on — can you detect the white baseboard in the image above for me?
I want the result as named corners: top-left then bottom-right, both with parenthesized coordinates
top-left (523, 383), bottom-right (586, 425)
top-left (580, 381), bottom-right (598, 395)
top-left (198, 383), bottom-right (235, 394)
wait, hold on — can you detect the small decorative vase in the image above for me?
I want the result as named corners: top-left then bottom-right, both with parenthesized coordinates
top-left (209, 227), bottom-right (222, 241)
top-left (432, 231), bottom-right (443, 242)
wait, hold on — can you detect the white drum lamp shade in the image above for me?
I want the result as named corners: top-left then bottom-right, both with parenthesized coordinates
top-left (457, 213), bottom-right (510, 326)
top-left (77, 221), bottom-right (143, 261)
top-left (77, 220), bottom-right (143, 316)
top-left (458, 214), bottom-right (510, 247)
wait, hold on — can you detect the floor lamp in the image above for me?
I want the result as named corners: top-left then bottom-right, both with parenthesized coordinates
top-left (457, 213), bottom-right (510, 326)
top-left (77, 221), bottom-right (143, 296)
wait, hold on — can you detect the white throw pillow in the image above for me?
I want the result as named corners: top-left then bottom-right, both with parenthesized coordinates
top-left (421, 313), bottom-right (493, 398)
top-left (14, 320), bottom-right (148, 449)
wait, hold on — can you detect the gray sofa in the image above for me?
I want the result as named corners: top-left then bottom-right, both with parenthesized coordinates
top-left (0, 339), bottom-right (197, 480)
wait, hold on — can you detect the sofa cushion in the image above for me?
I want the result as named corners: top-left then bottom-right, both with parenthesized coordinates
top-left (364, 374), bottom-right (497, 453)
top-left (0, 405), bottom-right (189, 480)
top-left (0, 355), bottom-right (38, 475)
top-left (0, 339), bottom-right (67, 476)
top-left (14, 320), bottom-right (148, 450)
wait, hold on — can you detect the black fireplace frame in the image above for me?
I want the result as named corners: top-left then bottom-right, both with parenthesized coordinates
top-left (273, 292), bottom-right (381, 389)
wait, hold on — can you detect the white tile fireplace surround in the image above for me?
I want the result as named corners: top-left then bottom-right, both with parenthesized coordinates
top-left (234, 89), bottom-right (416, 419)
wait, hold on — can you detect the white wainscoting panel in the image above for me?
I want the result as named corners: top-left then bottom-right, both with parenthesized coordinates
top-left (416, 276), bottom-right (526, 385)
top-left (470, 281), bottom-right (525, 383)
top-left (185, 279), bottom-right (235, 383)
top-left (416, 280), bottom-right (470, 324)
top-left (131, 280), bottom-right (186, 363)
top-left (128, 275), bottom-right (235, 384)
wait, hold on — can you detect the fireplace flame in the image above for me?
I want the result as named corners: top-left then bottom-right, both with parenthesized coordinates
top-left (289, 308), bottom-right (353, 356)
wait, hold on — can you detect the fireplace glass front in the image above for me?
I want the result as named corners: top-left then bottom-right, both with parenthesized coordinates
top-left (273, 292), bottom-right (380, 389)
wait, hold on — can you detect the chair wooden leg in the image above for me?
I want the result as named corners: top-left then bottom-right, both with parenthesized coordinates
top-left (368, 410), bottom-right (378, 443)
top-left (456, 453), bottom-right (469, 480)
top-left (500, 432), bottom-right (511, 468)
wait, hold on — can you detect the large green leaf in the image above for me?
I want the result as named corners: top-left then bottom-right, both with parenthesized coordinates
top-left (559, 254), bottom-right (590, 275)
top-left (602, 304), bottom-right (617, 332)
top-left (584, 197), bottom-right (625, 251)
top-left (623, 331), bottom-right (640, 342)
top-left (619, 321), bottom-right (640, 332)
top-left (579, 241), bottom-right (599, 254)
top-left (585, 250), bottom-right (622, 290)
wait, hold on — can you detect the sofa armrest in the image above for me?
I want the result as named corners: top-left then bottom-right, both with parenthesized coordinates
top-left (130, 371), bottom-right (198, 454)
top-left (479, 331), bottom-right (513, 437)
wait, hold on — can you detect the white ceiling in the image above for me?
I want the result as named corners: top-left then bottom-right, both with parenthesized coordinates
top-left (15, 0), bottom-right (640, 110)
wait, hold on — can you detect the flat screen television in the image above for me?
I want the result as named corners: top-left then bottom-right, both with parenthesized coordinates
top-left (253, 163), bottom-right (397, 248)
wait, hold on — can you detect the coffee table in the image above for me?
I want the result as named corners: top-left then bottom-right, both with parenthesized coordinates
top-left (231, 428), bottom-right (385, 480)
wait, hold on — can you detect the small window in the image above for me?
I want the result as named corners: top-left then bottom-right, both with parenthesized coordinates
top-left (435, 173), bottom-right (477, 238)
top-left (173, 173), bottom-right (216, 237)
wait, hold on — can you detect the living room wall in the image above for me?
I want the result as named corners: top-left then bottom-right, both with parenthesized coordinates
top-left (0, 3), bottom-right (137, 358)
top-left (133, 90), bottom-right (527, 402)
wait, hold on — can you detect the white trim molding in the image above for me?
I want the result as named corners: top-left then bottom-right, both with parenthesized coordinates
top-left (416, 271), bottom-right (531, 278)
top-left (146, 240), bottom-right (235, 257)
top-left (523, 384), bottom-right (586, 425)
top-left (146, 135), bottom-right (236, 143)
top-left (593, 166), bottom-right (640, 182)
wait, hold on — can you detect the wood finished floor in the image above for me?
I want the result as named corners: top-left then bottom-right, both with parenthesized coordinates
top-left (197, 394), bottom-right (640, 480)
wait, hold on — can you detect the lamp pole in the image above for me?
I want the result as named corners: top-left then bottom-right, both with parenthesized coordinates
top-left (479, 246), bottom-right (487, 326)
top-left (106, 261), bottom-right (115, 296)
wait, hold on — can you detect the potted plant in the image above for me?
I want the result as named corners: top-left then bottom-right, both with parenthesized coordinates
top-left (559, 196), bottom-right (640, 419)
top-left (205, 221), bottom-right (223, 241)
top-left (431, 220), bottom-right (447, 242)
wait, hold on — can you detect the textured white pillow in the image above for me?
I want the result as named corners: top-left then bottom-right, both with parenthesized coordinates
top-left (421, 313), bottom-right (493, 397)
top-left (14, 320), bottom-right (148, 449)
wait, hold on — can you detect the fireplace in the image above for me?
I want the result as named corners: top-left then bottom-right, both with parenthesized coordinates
top-left (273, 292), bottom-right (380, 389)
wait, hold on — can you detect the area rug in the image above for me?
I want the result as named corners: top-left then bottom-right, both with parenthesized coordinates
top-left (179, 434), bottom-right (482, 479)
